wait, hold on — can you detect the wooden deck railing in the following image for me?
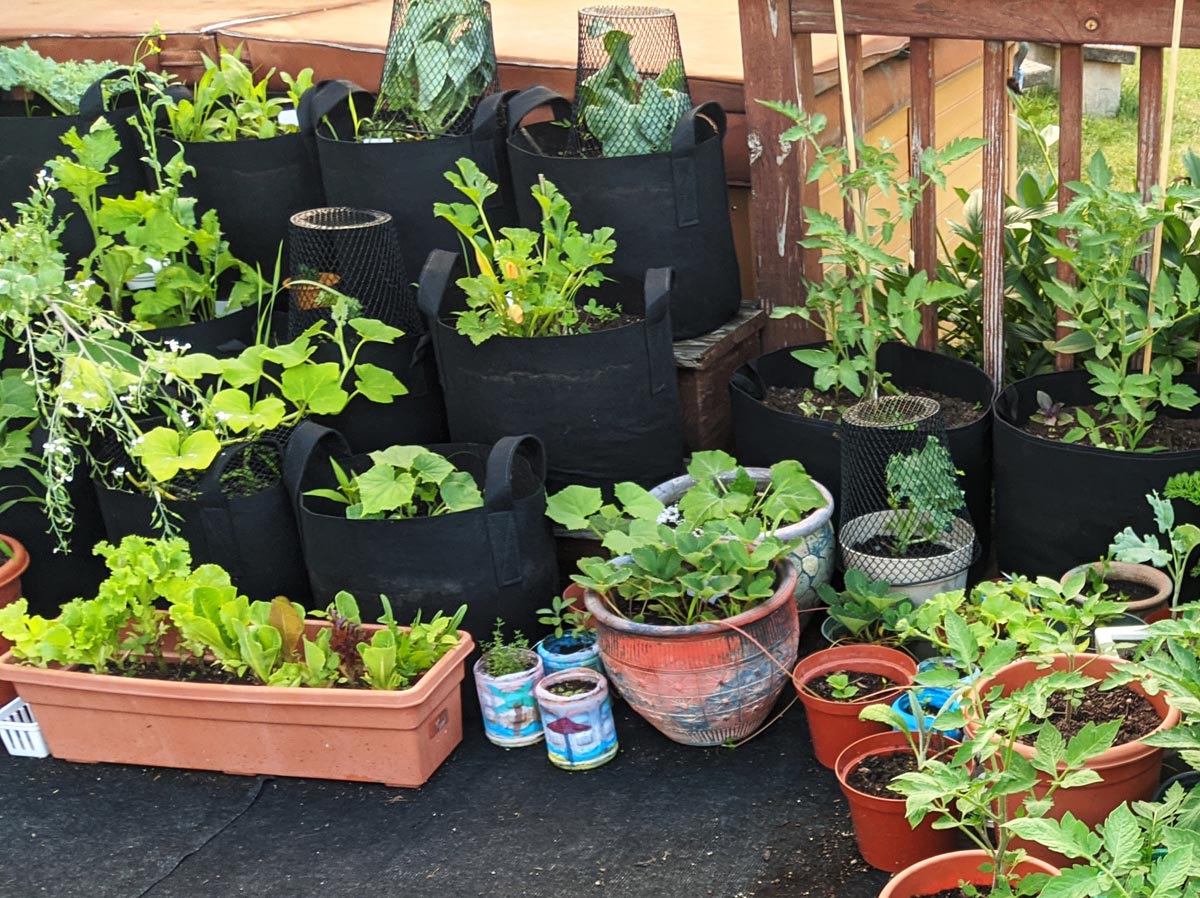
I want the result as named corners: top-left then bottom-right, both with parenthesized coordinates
top-left (737, 0), bottom-right (1200, 388)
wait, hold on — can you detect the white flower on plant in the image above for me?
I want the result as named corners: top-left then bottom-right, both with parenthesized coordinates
top-left (179, 409), bottom-right (194, 427)
top-left (215, 411), bottom-right (232, 422)
top-left (656, 505), bottom-right (682, 526)
top-left (113, 466), bottom-right (126, 477)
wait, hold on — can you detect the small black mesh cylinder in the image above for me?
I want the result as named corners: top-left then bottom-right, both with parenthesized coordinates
top-left (838, 396), bottom-right (978, 583)
top-left (572, 6), bottom-right (691, 158)
top-left (370, 0), bottom-right (498, 139)
top-left (286, 207), bottom-right (419, 338)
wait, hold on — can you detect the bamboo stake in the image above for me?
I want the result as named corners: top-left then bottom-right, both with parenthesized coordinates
top-left (1142, 0), bottom-right (1186, 376)
top-left (831, 0), bottom-right (874, 388)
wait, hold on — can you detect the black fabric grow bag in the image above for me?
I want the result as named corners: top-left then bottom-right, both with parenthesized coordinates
top-left (92, 438), bottom-right (309, 604)
top-left (1, 72), bottom-right (148, 262)
top-left (0, 463), bottom-right (108, 617)
top-left (506, 87), bottom-right (740, 341)
top-left (994, 370), bottom-right (1200, 577)
top-left (137, 306), bottom-right (258, 356)
top-left (285, 421), bottom-right (557, 637)
top-left (418, 249), bottom-right (683, 491)
top-left (730, 342), bottom-right (994, 562)
top-left (167, 133), bottom-right (324, 275)
top-left (300, 80), bottom-right (516, 289)
top-left (311, 333), bottom-right (448, 452)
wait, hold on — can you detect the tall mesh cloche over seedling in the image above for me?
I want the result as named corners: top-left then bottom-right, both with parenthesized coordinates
top-left (287, 208), bottom-right (418, 339)
top-left (573, 6), bottom-right (691, 158)
top-left (368, 0), bottom-right (498, 139)
top-left (838, 396), bottom-right (978, 581)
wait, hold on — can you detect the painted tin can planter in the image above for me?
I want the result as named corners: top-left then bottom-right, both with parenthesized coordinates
top-left (473, 651), bottom-right (545, 747)
top-left (584, 561), bottom-right (800, 746)
top-left (535, 634), bottom-right (604, 675)
top-left (533, 668), bottom-right (619, 770)
top-left (649, 470), bottom-right (835, 614)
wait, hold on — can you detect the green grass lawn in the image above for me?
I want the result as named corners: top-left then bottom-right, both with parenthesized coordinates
top-left (1016, 48), bottom-right (1200, 189)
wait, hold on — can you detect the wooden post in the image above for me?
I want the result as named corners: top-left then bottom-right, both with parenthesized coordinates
top-left (1054, 43), bottom-right (1084, 371)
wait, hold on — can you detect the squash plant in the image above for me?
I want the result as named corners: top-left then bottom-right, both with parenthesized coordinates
top-left (306, 445), bottom-right (483, 519)
top-left (434, 157), bottom-right (619, 343)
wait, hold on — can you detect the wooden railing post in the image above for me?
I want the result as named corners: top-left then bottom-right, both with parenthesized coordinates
top-left (982, 40), bottom-right (1008, 391)
top-left (909, 37), bottom-right (938, 350)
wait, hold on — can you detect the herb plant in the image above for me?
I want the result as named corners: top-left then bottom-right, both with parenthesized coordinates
top-left (156, 45), bottom-right (313, 142)
top-left (433, 158), bottom-right (619, 344)
top-left (824, 673), bottom-right (861, 701)
top-left (480, 619), bottom-right (535, 677)
top-left (0, 42), bottom-right (125, 116)
top-left (1042, 152), bottom-right (1200, 451)
top-left (757, 100), bottom-right (982, 400)
top-left (883, 436), bottom-right (966, 555)
top-left (306, 445), bottom-right (483, 519)
top-left (1110, 477), bottom-right (1200, 613)
top-left (369, 0), bottom-right (495, 139)
top-left (576, 27), bottom-right (690, 158)
top-left (0, 367), bottom-right (43, 517)
top-left (536, 594), bottom-right (593, 641)
top-left (1030, 390), bottom-right (1073, 428)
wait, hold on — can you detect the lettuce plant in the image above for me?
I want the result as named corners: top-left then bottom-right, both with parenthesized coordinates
top-left (306, 445), bottom-right (483, 519)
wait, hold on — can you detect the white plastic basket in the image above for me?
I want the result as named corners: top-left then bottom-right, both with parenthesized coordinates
top-left (0, 697), bottom-right (49, 758)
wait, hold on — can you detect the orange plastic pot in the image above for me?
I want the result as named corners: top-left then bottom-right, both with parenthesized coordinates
top-left (879, 849), bottom-right (1059, 898)
top-left (966, 652), bottom-right (1180, 864)
top-left (792, 643), bottom-right (916, 768)
top-left (583, 561), bottom-right (800, 746)
top-left (835, 732), bottom-right (959, 872)
top-left (0, 534), bottom-right (30, 704)
top-left (0, 621), bottom-right (474, 787)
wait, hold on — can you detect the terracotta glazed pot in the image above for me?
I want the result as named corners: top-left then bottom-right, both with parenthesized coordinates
top-left (583, 561), bottom-right (800, 746)
top-left (879, 849), bottom-right (1059, 898)
top-left (966, 653), bottom-right (1180, 864)
top-left (1060, 561), bottom-right (1171, 620)
top-left (0, 621), bottom-right (474, 787)
top-left (792, 644), bottom-right (916, 768)
top-left (835, 732), bottom-right (959, 872)
top-left (0, 534), bottom-right (30, 704)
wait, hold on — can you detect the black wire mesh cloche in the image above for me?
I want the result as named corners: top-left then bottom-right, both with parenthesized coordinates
top-left (286, 207), bottom-right (418, 339)
top-left (369, 0), bottom-right (498, 139)
top-left (572, 6), bottom-right (692, 157)
top-left (837, 395), bottom-right (978, 587)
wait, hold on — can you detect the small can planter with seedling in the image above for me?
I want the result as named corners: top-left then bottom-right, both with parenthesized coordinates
top-left (473, 620), bottom-right (544, 747)
top-left (533, 667), bottom-right (618, 770)
top-left (534, 594), bottom-right (602, 675)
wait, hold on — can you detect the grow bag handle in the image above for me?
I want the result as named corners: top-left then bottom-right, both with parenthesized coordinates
top-left (483, 434), bottom-right (547, 587)
top-left (417, 249), bottom-right (457, 326)
top-left (191, 436), bottom-right (289, 568)
top-left (282, 420), bottom-right (353, 528)
top-left (666, 101), bottom-right (727, 229)
top-left (729, 359), bottom-right (766, 401)
top-left (643, 267), bottom-right (675, 395)
top-left (504, 86), bottom-right (575, 141)
top-left (297, 79), bottom-right (375, 136)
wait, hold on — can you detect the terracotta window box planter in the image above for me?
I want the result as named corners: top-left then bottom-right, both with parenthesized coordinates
top-left (0, 621), bottom-right (475, 788)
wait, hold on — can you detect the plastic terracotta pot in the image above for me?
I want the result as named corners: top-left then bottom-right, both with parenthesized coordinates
top-left (584, 561), bottom-right (800, 746)
top-left (792, 644), bottom-right (917, 768)
top-left (0, 534), bottom-right (30, 704)
top-left (1060, 561), bottom-right (1172, 620)
top-left (473, 650), bottom-right (545, 748)
top-left (966, 653), bottom-right (1180, 863)
top-left (533, 668), bottom-right (619, 770)
top-left (879, 849), bottom-right (1059, 898)
top-left (649, 470), bottom-right (836, 616)
top-left (835, 732), bottom-right (959, 872)
top-left (0, 620), bottom-right (474, 787)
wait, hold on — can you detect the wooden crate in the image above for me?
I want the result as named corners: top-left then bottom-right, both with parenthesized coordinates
top-left (674, 303), bottom-right (766, 453)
